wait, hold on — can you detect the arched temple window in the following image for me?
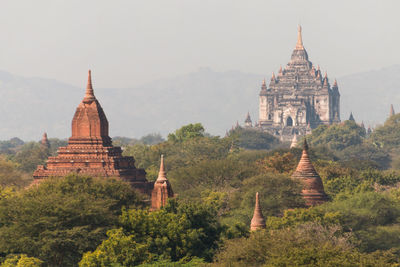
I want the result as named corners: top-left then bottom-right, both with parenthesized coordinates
top-left (286, 116), bottom-right (293, 127)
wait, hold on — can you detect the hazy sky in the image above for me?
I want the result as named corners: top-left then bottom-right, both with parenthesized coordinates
top-left (0, 0), bottom-right (399, 88)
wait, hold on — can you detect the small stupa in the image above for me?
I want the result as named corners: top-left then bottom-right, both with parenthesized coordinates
top-left (41, 132), bottom-right (50, 149)
top-left (291, 139), bottom-right (328, 206)
top-left (151, 155), bottom-right (174, 210)
top-left (250, 192), bottom-right (266, 231)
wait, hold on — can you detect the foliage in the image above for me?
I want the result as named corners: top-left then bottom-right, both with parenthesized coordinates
top-left (228, 127), bottom-right (278, 150)
top-left (0, 138), bottom-right (24, 155)
top-left (257, 152), bottom-right (297, 174)
top-left (123, 135), bottom-right (231, 181)
top-left (371, 113), bottom-right (400, 149)
top-left (11, 142), bottom-right (49, 173)
top-left (167, 123), bottom-right (205, 143)
top-left (80, 201), bottom-right (222, 266)
top-left (228, 173), bottom-right (305, 223)
top-left (113, 133), bottom-right (164, 147)
top-left (0, 156), bottom-right (31, 188)
top-left (140, 133), bottom-right (165, 145)
top-left (307, 120), bottom-right (366, 151)
top-left (0, 254), bottom-right (43, 267)
top-left (47, 138), bottom-right (68, 156)
top-left (169, 158), bottom-right (258, 199)
top-left (214, 223), bottom-right (399, 267)
top-left (0, 175), bottom-right (142, 266)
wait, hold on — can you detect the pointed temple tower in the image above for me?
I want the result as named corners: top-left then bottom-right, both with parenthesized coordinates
top-left (244, 112), bottom-right (252, 128)
top-left (390, 104), bottom-right (395, 117)
top-left (33, 70), bottom-right (153, 193)
top-left (41, 132), bottom-right (50, 149)
top-left (349, 112), bottom-right (355, 121)
top-left (250, 192), bottom-right (266, 231)
top-left (291, 139), bottom-right (328, 206)
top-left (258, 26), bottom-right (340, 141)
top-left (151, 155), bottom-right (175, 210)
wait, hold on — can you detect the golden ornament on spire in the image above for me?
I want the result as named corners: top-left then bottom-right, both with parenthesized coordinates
top-left (296, 25), bottom-right (304, 50)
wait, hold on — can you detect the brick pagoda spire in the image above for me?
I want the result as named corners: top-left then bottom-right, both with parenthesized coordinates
top-left (250, 192), bottom-right (266, 231)
top-left (41, 132), bottom-right (50, 149)
top-left (291, 139), bottom-right (328, 206)
top-left (151, 155), bottom-right (174, 210)
top-left (33, 70), bottom-right (152, 193)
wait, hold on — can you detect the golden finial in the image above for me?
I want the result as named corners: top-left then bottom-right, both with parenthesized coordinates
top-left (296, 25), bottom-right (304, 50)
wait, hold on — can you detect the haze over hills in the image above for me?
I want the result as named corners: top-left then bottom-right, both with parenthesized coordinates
top-left (0, 65), bottom-right (399, 140)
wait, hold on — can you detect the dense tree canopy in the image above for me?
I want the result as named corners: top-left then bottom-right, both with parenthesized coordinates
top-left (80, 201), bottom-right (222, 266)
top-left (1, 121), bottom-right (400, 266)
top-left (0, 175), bottom-right (142, 266)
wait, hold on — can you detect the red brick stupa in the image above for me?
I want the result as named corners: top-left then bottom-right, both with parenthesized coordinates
top-left (41, 132), bottom-right (50, 149)
top-left (291, 139), bottom-right (328, 206)
top-left (33, 70), bottom-right (152, 193)
top-left (150, 155), bottom-right (174, 210)
top-left (250, 192), bottom-right (266, 231)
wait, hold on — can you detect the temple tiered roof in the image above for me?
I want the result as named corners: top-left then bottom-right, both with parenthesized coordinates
top-left (33, 70), bottom-right (152, 193)
top-left (291, 139), bottom-right (328, 206)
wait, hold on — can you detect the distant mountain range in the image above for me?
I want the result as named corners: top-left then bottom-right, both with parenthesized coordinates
top-left (0, 66), bottom-right (399, 140)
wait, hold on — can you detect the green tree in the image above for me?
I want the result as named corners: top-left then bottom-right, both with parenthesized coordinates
top-left (307, 120), bottom-right (365, 151)
top-left (371, 113), bottom-right (400, 149)
top-left (228, 128), bottom-right (278, 150)
top-left (140, 133), bottom-right (164, 145)
top-left (167, 123), bottom-right (205, 142)
top-left (11, 142), bottom-right (49, 173)
top-left (80, 201), bottom-right (222, 266)
top-left (1, 254), bottom-right (42, 267)
top-left (214, 223), bottom-right (399, 267)
top-left (0, 156), bottom-right (31, 188)
top-left (0, 175), bottom-right (142, 266)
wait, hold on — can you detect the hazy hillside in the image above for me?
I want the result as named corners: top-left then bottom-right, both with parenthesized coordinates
top-left (0, 68), bottom-right (262, 140)
top-left (0, 65), bottom-right (399, 140)
top-left (339, 65), bottom-right (400, 127)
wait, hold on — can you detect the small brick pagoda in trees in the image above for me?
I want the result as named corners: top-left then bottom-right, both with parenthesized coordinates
top-left (291, 139), bottom-right (328, 206)
top-left (41, 132), bottom-right (50, 149)
top-left (250, 192), bottom-right (266, 231)
top-left (151, 155), bottom-right (174, 210)
top-left (33, 70), bottom-right (153, 194)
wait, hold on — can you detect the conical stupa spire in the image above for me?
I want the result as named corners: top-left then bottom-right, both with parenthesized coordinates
top-left (390, 104), bottom-right (395, 117)
top-left (156, 155), bottom-right (167, 182)
top-left (323, 72), bottom-right (328, 86)
top-left (271, 72), bottom-right (276, 81)
top-left (278, 66), bottom-right (283, 75)
top-left (296, 25), bottom-right (304, 50)
top-left (151, 154), bottom-right (174, 210)
top-left (261, 78), bottom-right (267, 90)
top-left (333, 79), bottom-right (338, 87)
top-left (245, 112), bottom-right (251, 122)
top-left (349, 112), bottom-right (355, 121)
top-left (83, 70), bottom-right (96, 103)
top-left (41, 132), bottom-right (50, 149)
top-left (250, 192), bottom-right (266, 231)
top-left (292, 139), bottom-right (328, 206)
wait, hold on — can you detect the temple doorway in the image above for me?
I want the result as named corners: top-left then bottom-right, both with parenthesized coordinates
top-left (286, 117), bottom-right (293, 126)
